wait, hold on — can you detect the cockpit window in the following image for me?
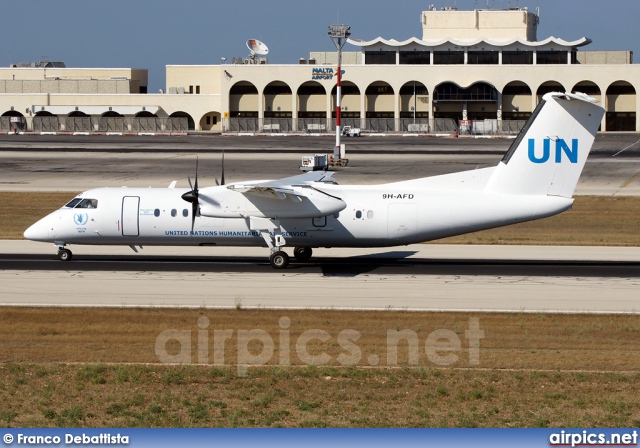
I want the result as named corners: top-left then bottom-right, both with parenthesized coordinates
top-left (76, 199), bottom-right (98, 209)
top-left (64, 198), bottom-right (82, 208)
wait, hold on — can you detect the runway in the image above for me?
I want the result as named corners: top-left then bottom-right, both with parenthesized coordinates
top-left (1, 148), bottom-right (639, 195)
top-left (2, 241), bottom-right (639, 314)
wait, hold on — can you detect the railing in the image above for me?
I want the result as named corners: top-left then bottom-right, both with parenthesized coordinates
top-left (224, 117), bottom-right (525, 135)
top-left (225, 117), bottom-right (460, 134)
top-left (28, 116), bottom-right (189, 133)
top-left (459, 119), bottom-right (527, 136)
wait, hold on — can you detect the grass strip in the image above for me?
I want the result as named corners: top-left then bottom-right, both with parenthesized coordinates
top-left (2, 193), bottom-right (639, 245)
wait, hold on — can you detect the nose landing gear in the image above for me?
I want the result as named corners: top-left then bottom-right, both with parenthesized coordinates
top-left (57, 248), bottom-right (73, 261)
top-left (54, 242), bottom-right (72, 261)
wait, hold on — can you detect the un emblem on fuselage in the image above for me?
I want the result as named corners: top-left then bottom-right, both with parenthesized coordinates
top-left (74, 213), bottom-right (88, 226)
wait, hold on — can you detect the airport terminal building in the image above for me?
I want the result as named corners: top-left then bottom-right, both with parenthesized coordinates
top-left (1, 6), bottom-right (638, 134)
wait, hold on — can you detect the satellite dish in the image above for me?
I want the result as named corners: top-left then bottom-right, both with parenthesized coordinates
top-left (246, 39), bottom-right (269, 56)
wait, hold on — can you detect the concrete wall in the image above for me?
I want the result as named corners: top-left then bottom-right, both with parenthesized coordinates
top-left (577, 51), bottom-right (633, 65)
top-left (166, 65), bottom-right (221, 94)
top-left (0, 79), bottom-right (134, 94)
top-left (308, 52), bottom-right (362, 65)
top-left (0, 67), bottom-right (147, 91)
top-left (421, 9), bottom-right (537, 41)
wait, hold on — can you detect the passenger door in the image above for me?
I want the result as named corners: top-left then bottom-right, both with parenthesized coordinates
top-left (121, 196), bottom-right (140, 237)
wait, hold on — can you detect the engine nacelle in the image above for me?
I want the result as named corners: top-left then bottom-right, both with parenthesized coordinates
top-left (198, 186), bottom-right (346, 219)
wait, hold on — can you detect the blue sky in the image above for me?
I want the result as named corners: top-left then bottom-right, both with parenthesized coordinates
top-left (2, 0), bottom-right (638, 92)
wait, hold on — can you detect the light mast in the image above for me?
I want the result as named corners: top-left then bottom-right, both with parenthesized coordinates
top-left (328, 24), bottom-right (351, 160)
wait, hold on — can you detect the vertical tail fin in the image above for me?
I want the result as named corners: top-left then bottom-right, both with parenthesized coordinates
top-left (486, 92), bottom-right (605, 197)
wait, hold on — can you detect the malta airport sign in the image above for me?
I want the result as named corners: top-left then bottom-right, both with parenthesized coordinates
top-left (311, 67), bottom-right (345, 80)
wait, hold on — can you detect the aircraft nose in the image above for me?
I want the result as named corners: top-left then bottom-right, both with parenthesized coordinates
top-left (23, 221), bottom-right (50, 241)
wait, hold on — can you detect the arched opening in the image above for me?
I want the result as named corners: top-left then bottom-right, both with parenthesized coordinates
top-left (536, 81), bottom-right (565, 103)
top-left (99, 111), bottom-right (125, 132)
top-left (297, 82), bottom-right (326, 117)
top-left (399, 81), bottom-right (429, 132)
top-left (365, 81), bottom-right (394, 132)
top-left (606, 81), bottom-right (636, 131)
top-left (433, 81), bottom-right (498, 121)
top-left (229, 81), bottom-right (258, 118)
top-left (1, 110), bottom-right (26, 132)
top-left (1, 110), bottom-right (25, 117)
top-left (68, 111), bottom-right (89, 117)
top-left (132, 111), bottom-right (158, 133)
top-left (571, 81), bottom-right (601, 97)
top-left (297, 81), bottom-right (326, 132)
top-left (101, 111), bottom-right (123, 118)
top-left (330, 82), bottom-right (361, 130)
top-left (32, 111), bottom-right (58, 132)
top-left (65, 111), bottom-right (91, 132)
top-left (135, 111), bottom-right (158, 118)
top-left (169, 111), bottom-right (195, 131)
top-left (331, 82), bottom-right (361, 116)
top-left (199, 111), bottom-right (222, 132)
top-left (263, 81), bottom-right (292, 117)
top-left (263, 81), bottom-right (292, 132)
top-left (502, 81), bottom-right (533, 120)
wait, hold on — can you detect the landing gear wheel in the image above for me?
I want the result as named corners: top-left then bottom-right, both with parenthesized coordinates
top-left (293, 246), bottom-right (313, 262)
top-left (58, 249), bottom-right (72, 261)
top-left (269, 251), bottom-right (289, 269)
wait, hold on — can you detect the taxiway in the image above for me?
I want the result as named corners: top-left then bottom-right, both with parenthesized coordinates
top-left (1, 241), bottom-right (638, 314)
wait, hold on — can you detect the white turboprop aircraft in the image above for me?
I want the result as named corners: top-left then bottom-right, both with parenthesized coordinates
top-left (24, 92), bottom-right (604, 269)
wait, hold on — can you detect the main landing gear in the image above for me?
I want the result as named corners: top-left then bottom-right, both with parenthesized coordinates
top-left (254, 221), bottom-right (313, 269)
top-left (268, 247), bottom-right (313, 269)
top-left (269, 251), bottom-right (289, 269)
top-left (293, 246), bottom-right (313, 262)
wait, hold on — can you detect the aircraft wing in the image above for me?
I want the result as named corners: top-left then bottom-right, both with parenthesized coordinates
top-left (227, 171), bottom-right (339, 199)
top-left (220, 171), bottom-right (345, 219)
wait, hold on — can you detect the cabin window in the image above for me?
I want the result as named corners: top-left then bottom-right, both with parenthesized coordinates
top-left (64, 198), bottom-right (82, 208)
top-left (154, 209), bottom-right (160, 217)
top-left (355, 210), bottom-right (362, 219)
top-left (183, 209), bottom-right (189, 217)
top-left (76, 199), bottom-right (98, 209)
top-left (367, 210), bottom-right (374, 219)
top-left (171, 209), bottom-right (177, 217)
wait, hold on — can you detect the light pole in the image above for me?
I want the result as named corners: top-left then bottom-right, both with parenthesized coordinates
top-left (329, 24), bottom-right (350, 159)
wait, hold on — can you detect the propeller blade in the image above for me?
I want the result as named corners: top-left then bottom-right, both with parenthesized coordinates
top-left (181, 157), bottom-right (200, 233)
top-left (194, 157), bottom-right (199, 192)
top-left (190, 202), bottom-right (197, 232)
top-left (221, 150), bottom-right (225, 186)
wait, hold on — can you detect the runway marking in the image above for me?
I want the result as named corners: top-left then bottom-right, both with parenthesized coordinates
top-left (613, 137), bottom-right (640, 157)
top-left (621, 171), bottom-right (640, 188)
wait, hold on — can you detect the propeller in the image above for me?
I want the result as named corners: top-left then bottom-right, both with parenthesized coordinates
top-left (181, 157), bottom-right (199, 232)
